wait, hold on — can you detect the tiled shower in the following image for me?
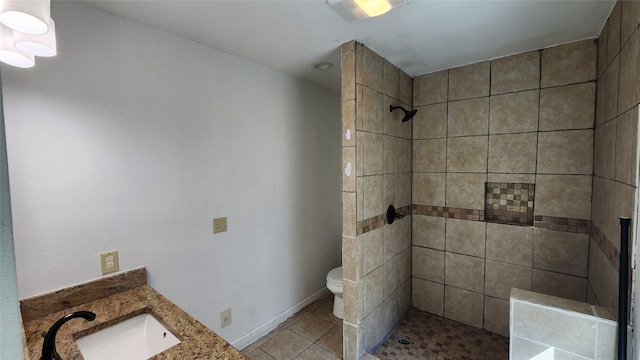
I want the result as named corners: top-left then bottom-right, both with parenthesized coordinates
top-left (340, 1), bottom-right (640, 359)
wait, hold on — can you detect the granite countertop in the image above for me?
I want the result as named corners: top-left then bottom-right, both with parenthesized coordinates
top-left (21, 268), bottom-right (247, 360)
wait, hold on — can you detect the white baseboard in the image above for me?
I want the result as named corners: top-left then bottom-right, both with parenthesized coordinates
top-left (232, 288), bottom-right (331, 350)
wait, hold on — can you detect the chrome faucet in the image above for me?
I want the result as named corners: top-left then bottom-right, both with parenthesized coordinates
top-left (41, 311), bottom-right (96, 360)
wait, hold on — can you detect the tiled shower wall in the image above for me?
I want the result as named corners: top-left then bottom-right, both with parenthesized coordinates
top-left (341, 41), bottom-right (413, 359)
top-left (590, 1), bottom-right (639, 312)
top-left (411, 39), bottom-right (596, 336)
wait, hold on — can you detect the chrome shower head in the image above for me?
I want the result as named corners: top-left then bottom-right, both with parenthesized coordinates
top-left (390, 105), bottom-right (418, 122)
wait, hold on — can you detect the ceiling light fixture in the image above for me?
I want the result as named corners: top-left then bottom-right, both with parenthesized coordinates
top-left (313, 61), bottom-right (333, 70)
top-left (327, 0), bottom-right (408, 23)
top-left (0, 0), bottom-right (56, 68)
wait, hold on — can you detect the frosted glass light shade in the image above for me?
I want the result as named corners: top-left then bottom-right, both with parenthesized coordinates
top-left (0, 25), bottom-right (33, 67)
top-left (14, 17), bottom-right (55, 56)
top-left (0, 0), bottom-right (50, 35)
top-left (353, 0), bottom-right (391, 17)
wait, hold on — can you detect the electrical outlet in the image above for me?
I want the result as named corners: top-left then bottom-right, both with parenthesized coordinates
top-left (220, 308), bottom-right (231, 327)
top-left (100, 250), bottom-right (119, 275)
top-left (213, 217), bottom-right (227, 233)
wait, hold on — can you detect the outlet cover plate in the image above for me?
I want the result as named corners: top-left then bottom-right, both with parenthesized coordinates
top-left (220, 308), bottom-right (231, 327)
top-left (100, 250), bottom-right (119, 275)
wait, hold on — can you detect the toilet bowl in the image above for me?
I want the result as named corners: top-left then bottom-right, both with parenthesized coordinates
top-left (326, 266), bottom-right (343, 319)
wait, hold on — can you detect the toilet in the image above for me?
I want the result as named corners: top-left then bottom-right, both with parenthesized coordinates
top-left (326, 266), bottom-right (343, 319)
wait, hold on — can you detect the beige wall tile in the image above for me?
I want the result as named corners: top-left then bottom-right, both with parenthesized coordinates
top-left (382, 221), bottom-right (398, 262)
top-left (362, 87), bottom-right (383, 133)
top-left (445, 252), bottom-right (485, 293)
top-left (488, 132), bottom-right (537, 173)
top-left (541, 39), bottom-right (597, 88)
top-left (343, 236), bottom-right (357, 281)
top-left (398, 216), bottom-right (412, 250)
top-left (398, 248), bottom-right (411, 282)
top-left (383, 96), bottom-right (400, 137)
top-left (398, 278), bottom-right (411, 315)
top-left (618, 31), bottom-right (638, 114)
top-left (342, 100), bottom-right (356, 147)
top-left (511, 300), bottom-right (597, 358)
top-left (383, 59), bottom-right (398, 99)
top-left (413, 278), bottom-right (444, 316)
top-left (341, 48), bottom-right (356, 101)
top-left (398, 173), bottom-right (411, 207)
top-left (598, 22), bottom-right (608, 78)
top-left (535, 175), bottom-right (592, 219)
top-left (485, 260), bottom-right (532, 300)
top-left (445, 218), bottom-right (486, 257)
top-left (361, 45), bottom-right (383, 92)
top-left (356, 85), bottom-right (364, 130)
top-left (343, 146), bottom-right (356, 192)
top-left (602, 119), bottom-right (617, 179)
top-left (447, 136), bottom-right (488, 173)
top-left (343, 279), bottom-right (357, 324)
top-left (412, 246), bottom-right (444, 283)
top-left (607, 1), bottom-right (621, 67)
top-left (615, 108), bottom-right (638, 186)
top-left (594, 124), bottom-right (604, 177)
top-left (383, 174), bottom-right (398, 211)
top-left (539, 82), bottom-right (596, 131)
top-left (491, 51), bottom-right (540, 95)
top-left (596, 77), bottom-right (605, 127)
top-left (588, 240), bottom-right (619, 311)
top-left (398, 138), bottom-right (412, 173)
top-left (398, 108), bottom-right (412, 139)
top-left (363, 175), bottom-right (383, 219)
top-left (413, 173), bottom-right (446, 206)
top-left (486, 222), bottom-right (534, 266)
top-left (412, 215), bottom-right (445, 250)
top-left (414, 103), bottom-right (447, 139)
top-left (383, 257), bottom-right (399, 299)
top-left (342, 323), bottom-right (359, 360)
top-left (361, 228), bottom-right (384, 276)
top-left (444, 286), bottom-right (484, 328)
top-left (621, 0), bottom-right (640, 46)
top-left (533, 228), bottom-right (589, 277)
top-left (449, 61), bottom-right (490, 100)
top-left (484, 296), bottom-right (509, 337)
top-left (413, 138), bottom-right (446, 172)
top-left (399, 71), bottom-right (412, 106)
top-left (537, 130), bottom-right (593, 175)
top-left (489, 90), bottom-right (539, 134)
top-left (448, 98), bottom-right (490, 136)
top-left (487, 173), bottom-right (536, 183)
top-left (361, 132), bottom-right (384, 176)
top-left (414, 71), bottom-right (448, 106)
top-left (343, 192), bottom-right (357, 237)
top-left (445, 173), bottom-right (486, 210)
top-left (363, 266), bottom-right (384, 317)
top-left (357, 177), bottom-right (363, 221)
top-left (605, 56), bottom-right (619, 122)
top-left (532, 269), bottom-right (587, 302)
top-left (383, 135), bottom-right (398, 174)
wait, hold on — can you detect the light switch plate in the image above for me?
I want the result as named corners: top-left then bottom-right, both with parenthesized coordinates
top-left (213, 217), bottom-right (227, 233)
top-left (100, 250), bottom-right (119, 275)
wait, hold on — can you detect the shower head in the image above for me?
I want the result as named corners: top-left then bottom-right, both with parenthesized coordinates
top-left (389, 105), bottom-right (418, 122)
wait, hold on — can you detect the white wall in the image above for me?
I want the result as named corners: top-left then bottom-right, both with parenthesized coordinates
top-left (2, 1), bottom-right (341, 344)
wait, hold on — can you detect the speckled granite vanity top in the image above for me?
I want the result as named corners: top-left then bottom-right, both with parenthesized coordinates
top-left (21, 268), bottom-right (247, 360)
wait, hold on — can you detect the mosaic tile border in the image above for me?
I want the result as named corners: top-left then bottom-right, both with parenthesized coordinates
top-left (485, 182), bottom-right (535, 226)
top-left (357, 205), bottom-right (411, 235)
top-left (412, 204), bottom-right (484, 221)
top-left (591, 223), bottom-right (620, 271)
top-left (535, 215), bottom-right (591, 234)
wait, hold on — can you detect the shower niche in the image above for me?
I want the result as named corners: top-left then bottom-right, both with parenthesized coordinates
top-left (484, 182), bottom-right (535, 226)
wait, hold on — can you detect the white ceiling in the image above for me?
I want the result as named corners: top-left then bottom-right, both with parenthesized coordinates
top-left (79, 0), bottom-right (615, 92)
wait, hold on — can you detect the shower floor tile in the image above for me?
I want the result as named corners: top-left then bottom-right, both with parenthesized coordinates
top-left (372, 308), bottom-right (509, 360)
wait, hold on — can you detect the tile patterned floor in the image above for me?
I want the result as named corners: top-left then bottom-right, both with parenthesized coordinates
top-left (242, 294), bottom-right (343, 360)
top-left (373, 308), bottom-right (509, 360)
top-left (243, 297), bottom-right (509, 360)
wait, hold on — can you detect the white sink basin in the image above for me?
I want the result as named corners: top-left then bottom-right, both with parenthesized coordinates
top-left (76, 313), bottom-right (180, 360)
